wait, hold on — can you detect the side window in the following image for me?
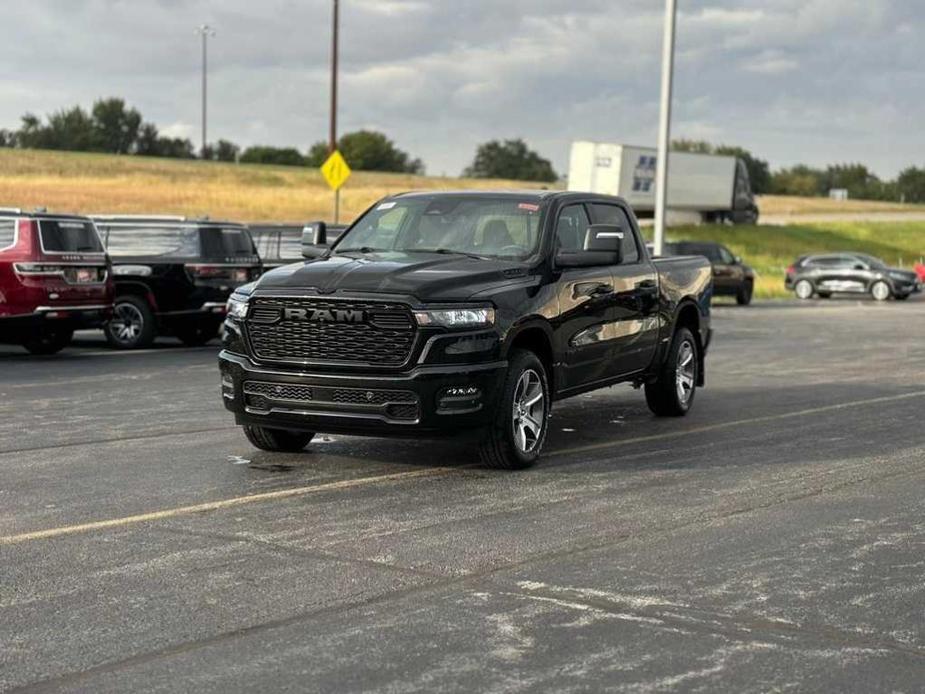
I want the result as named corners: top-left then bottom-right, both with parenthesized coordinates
top-left (718, 246), bottom-right (736, 264)
top-left (555, 204), bottom-right (591, 252)
top-left (589, 203), bottom-right (639, 263)
top-left (0, 220), bottom-right (15, 249)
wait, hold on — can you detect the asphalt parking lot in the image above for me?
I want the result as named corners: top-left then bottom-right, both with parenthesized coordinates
top-left (2, 298), bottom-right (925, 692)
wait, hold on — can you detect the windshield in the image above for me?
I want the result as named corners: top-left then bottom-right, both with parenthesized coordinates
top-left (39, 220), bottom-right (104, 253)
top-left (335, 196), bottom-right (545, 260)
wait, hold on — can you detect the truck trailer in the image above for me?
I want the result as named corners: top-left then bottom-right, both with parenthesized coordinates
top-left (568, 141), bottom-right (759, 225)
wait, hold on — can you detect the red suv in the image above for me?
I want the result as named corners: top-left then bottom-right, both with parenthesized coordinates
top-left (0, 209), bottom-right (114, 354)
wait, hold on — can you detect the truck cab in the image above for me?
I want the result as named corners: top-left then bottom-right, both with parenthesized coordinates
top-left (219, 191), bottom-right (712, 469)
top-left (0, 209), bottom-right (113, 354)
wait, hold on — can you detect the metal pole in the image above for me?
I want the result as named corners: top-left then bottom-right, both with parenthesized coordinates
top-left (653, 0), bottom-right (677, 257)
top-left (195, 24), bottom-right (215, 158)
top-left (330, 0), bottom-right (340, 223)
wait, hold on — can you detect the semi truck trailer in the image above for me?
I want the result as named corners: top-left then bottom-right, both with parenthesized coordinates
top-left (568, 141), bottom-right (759, 225)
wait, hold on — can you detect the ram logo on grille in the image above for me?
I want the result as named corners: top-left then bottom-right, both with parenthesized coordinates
top-left (283, 307), bottom-right (365, 323)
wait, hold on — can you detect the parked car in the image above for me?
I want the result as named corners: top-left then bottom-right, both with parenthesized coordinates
top-left (0, 208), bottom-right (113, 354)
top-left (664, 241), bottom-right (755, 305)
top-left (219, 190), bottom-right (713, 469)
top-left (93, 216), bottom-right (261, 349)
top-left (785, 252), bottom-right (921, 301)
top-left (249, 223), bottom-right (346, 270)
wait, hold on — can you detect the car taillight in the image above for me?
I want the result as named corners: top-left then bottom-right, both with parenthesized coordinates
top-left (186, 264), bottom-right (252, 283)
top-left (14, 263), bottom-right (65, 277)
top-left (785, 265), bottom-right (795, 275)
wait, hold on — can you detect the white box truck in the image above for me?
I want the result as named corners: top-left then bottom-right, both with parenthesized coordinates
top-left (568, 141), bottom-right (759, 224)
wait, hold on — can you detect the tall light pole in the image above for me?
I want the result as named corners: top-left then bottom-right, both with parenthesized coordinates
top-left (329, 0), bottom-right (340, 222)
top-left (653, 0), bottom-right (677, 257)
top-left (195, 24), bottom-right (216, 157)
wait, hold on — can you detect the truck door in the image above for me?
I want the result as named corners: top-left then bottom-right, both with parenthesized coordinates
top-left (552, 203), bottom-right (617, 391)
top-left (589, 203), bottom-right (659, 376)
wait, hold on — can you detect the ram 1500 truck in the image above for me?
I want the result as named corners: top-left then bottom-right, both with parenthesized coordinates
top-left (219, 191), bottom-right (713, 469)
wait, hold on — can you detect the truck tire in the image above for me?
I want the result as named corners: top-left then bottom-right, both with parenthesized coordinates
top-left (23, 328), bottom-right (74, 355)
top-left (736, 280), bottom-right (753, 305)
top-left (243, 425), bottom-right (315, 452)
top-left (645, 327), bottom-right (698, 417)
top-left (107, 296), bottom-right (157, 349)
top-left (478, 349), bottom-right (550, 470)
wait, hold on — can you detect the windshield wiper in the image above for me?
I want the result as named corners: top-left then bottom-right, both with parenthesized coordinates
top-left (337, 246), bottom-right (385, 254)
top-left (406, 248), bottom-right (489, 260)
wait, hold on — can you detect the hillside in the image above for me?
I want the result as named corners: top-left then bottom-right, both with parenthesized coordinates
top-left (0, 148), bottom-right (548, 221)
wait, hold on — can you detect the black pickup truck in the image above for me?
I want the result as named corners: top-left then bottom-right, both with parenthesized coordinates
top-left (219, 191), bottom-right (712, 469)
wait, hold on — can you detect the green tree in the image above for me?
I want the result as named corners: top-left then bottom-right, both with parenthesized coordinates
top-left (213, 139), bottom-right (240, 162)
top-left (306, 130), bottom-right (423, 173)
top-left (91, 98), bottom-right (142, 154)
top-left (135, 123), bottom-right (161, 156)
top-left (44, 106), bottom-right (98, 151)
top-left (240, 146), bottom-right (306, 166)
top-left (463, 139), bottom-right (557, 182)
top-left (896, 166), bottom-right (925, 203)
top-left (770, 165), bottom-right (825, 197)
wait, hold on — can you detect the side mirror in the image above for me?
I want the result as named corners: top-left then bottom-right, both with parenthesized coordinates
top-left (556, 225), bottom-right (624, 268)
top-left (302, 222), bottom-right (328, 259)
top-left (734, 256), bottom-right (742, 264)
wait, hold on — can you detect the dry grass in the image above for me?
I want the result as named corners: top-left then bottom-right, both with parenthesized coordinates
top-left (0, 148), bottom-right (548, 222)
top-left (756, 194), bottom-right (925, 216)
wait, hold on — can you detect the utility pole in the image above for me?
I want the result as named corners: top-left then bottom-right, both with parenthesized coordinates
top-left (653, 0), bottom-right (677, 257)
top-left (329, 0), bottom-right (340, 222)
top-left (195, 24), bottom-right (216, 157)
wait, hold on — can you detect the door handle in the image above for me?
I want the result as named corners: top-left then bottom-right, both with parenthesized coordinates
top-left (635, 279), bottom-right (658, 295)
top-left (574, 281), bottom-right (613, 299)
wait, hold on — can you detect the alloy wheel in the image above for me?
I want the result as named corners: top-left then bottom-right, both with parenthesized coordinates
top-left (511, 368), bottom-right (545, 454)
top-left (112, 303), bottom-right (144, 344)
top-left (675, 339), bottom-right (696, 406)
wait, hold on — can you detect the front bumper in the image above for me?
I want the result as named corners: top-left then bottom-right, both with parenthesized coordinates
top-left (218, 350), bottom-right (508, 438)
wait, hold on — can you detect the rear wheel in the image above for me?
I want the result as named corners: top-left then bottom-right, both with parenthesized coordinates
top-left (870, 281), bottom-right (892, 302)
top-left (478, 349), bottom-right (549, 470)
top-left (23, 328), bottom-right (74, 355)
top-left (243, 425), bottom-right (315, 452)
top-left (794, 280), bottom-right (814, 300)
top-left (736, 280), bottom-right (753, 305)
top-left (645, 327), bottom-right (698, 417)
top-left (107, 296), bottom-right (156, 349)
top-left (176, 321), bottom-right (220, 347)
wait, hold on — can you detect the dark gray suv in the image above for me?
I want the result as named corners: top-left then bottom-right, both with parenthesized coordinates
top-left (785, 252), bottom-right (921, 301)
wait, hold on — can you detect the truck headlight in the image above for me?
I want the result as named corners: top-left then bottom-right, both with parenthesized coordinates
top-left (413, 307), bottom-right (495, 328)
top-left (227, 294), bottom-right (249, 320)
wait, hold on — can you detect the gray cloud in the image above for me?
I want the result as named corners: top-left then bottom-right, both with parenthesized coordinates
top-left (0, 0), bottom-right (920, 177)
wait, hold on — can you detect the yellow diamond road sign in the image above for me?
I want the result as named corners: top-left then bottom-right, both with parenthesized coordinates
top-left (321, 150), bottom-right (351, 191)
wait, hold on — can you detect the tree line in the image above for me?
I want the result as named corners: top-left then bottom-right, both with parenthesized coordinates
top-left (672, 139), bottom-right (925, 203)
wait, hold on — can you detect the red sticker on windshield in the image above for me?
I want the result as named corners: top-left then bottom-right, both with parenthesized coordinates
top-left (518, 203), bottom-right (540, 212)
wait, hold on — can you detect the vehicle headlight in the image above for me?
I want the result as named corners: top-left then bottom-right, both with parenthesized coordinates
top-left (413, 307), bottom-right (495, 328)
top-left (227, 293), bottom-right (250, 320)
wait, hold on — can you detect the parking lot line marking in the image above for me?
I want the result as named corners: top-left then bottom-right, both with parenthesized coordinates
top-left (550, 389), bottom-right (925, 457)
top-left (0, 467), bottom-right (463, 546)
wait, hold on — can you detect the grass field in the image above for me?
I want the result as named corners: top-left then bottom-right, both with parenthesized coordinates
top-left (658, 222), bottom-right (925, 298)
top-left (3, 148), bottom-right (924, 299)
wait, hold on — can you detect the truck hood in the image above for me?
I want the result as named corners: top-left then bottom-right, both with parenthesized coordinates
top-left (253, 251), bottom-right (530, 301)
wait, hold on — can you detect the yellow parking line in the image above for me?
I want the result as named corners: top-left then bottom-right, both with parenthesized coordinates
top-left (550, 390), bottom-right (925, 456)
top-left (0, 467), bottom-right (459, 546)
top-left (4, 390), bottom-right (923, 547)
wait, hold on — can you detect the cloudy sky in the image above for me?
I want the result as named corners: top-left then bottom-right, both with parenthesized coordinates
top-left (1, 0), bottom-right (921, 178)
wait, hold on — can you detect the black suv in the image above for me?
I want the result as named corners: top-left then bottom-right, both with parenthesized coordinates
top-left (249, 223), bottom-right (346, 271)
top-left (93, 216), bottom-right (261, 348)
top-left (664, 241), bottom-right (755, 305)
top-left (785, 252), bottom-right (921, 301)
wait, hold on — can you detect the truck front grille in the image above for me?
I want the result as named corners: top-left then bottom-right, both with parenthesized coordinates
top-left (245, 297), bottom-right (416, 365)
top-left (243, 381), bottom-right (420, 421)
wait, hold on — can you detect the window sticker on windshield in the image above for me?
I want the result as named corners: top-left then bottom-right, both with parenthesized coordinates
top-left (376, 202), bottom-right (397, 210)
top-left (518, 203), bottom-right (540, 212)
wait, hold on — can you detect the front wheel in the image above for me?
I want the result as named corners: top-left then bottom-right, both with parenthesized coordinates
top-left (870, 281), bottom-right (892, 302)
top-left (478, 349), bottom-right (550, 470)
top-left (243, 425), bottom-right (315, 452)
top-left (23, 329), bottom-right (74, 355)
top-left (106, 296), bottom-right (156, 349)
top-left (645, 327), bottom-right (698, 417)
